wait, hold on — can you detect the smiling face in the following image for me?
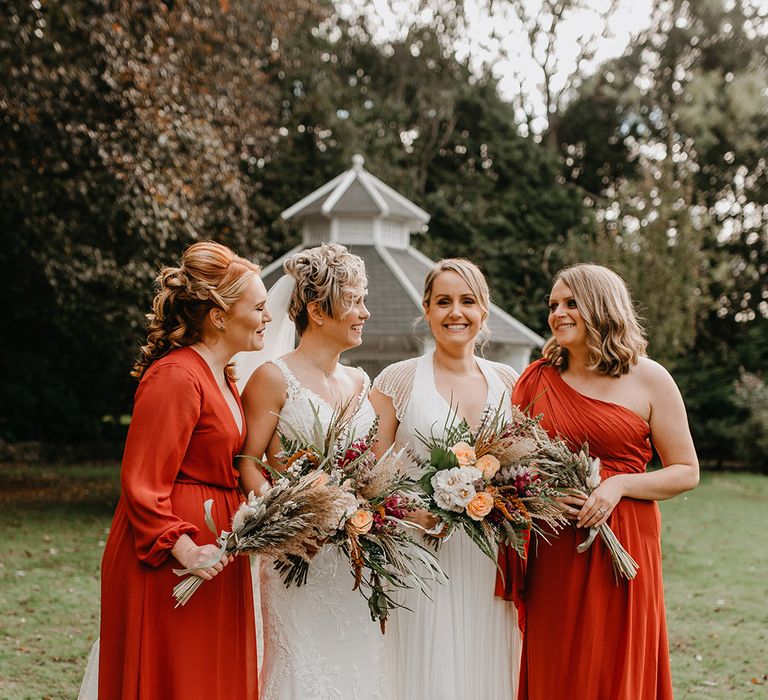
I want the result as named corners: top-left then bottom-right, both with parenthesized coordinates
top-left (223, 274), bottom-right (271, 353)
top-left (424, 270), bottom-right (484, 350)
top-left (547, 278), bottom-right (586, 350)
top-left (314, 286), bottom-right (370, 350)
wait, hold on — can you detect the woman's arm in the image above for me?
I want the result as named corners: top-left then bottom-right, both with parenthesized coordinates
top-left (237, 362), bottom-right (286, 496)
top-left (578, 361), bottom-right (699, 528)
top-left (368, 387), bottom-right (399, 458)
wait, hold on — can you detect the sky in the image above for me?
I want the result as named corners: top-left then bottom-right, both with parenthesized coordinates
top-left (337, 0), bottom-right (655, 133)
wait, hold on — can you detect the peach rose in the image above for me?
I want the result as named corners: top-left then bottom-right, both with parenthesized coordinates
top-left (466, 491), bottom-right (494, 521)
top-left (475, 454), bottom-right (501, 480)
top-left (347, 508), bottom-right (374, 535)
top-left (450, 441), bottom-right (477, 467)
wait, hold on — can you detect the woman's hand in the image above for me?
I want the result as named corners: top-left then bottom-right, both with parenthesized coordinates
top-left (405, 507), bottom-right (441, 531)
top-left (557, 489), bottom-right (587, 521)
top-left (576, 476), bottom-right (625, 529)
top-left (172, 535), bottom-right (234, 580)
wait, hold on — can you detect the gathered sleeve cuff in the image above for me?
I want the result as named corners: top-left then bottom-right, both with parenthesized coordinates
top-left (120, 363), bottom-right (201, 567)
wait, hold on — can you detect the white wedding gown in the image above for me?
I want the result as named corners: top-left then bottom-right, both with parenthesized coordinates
top-left (373, 351), bottom-right (522, 700)
top-left (257, 358), bottom-right (389, 699)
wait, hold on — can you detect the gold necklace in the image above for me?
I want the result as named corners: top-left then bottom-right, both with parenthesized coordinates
top-left (433, 356), bottom-right (476, 378)
top-left (298, 350), bottom-right (341, 405)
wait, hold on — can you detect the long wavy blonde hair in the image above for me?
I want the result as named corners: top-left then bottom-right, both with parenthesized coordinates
top-left (283, 243), bottom-right (367, 336)
top-left (133, 241), bottom-right (260, 380)
top-left (542, 263), bottom-right (647, 376)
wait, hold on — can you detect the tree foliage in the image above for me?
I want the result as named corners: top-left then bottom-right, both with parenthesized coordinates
top-left (0, 0), bottom-right (319, 440)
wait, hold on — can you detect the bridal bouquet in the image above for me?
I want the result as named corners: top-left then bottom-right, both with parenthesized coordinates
top-left (243, 402), bottom-right (445, 632)
top-left (532, 437), bottom-right (639, 580)
top-left (171, 471), bottom-right (353, 606)
top-left (415, 402), bottom-right (566, 562)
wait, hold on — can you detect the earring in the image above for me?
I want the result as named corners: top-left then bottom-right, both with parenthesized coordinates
top-left (217, 324), bottom-right (225, 332)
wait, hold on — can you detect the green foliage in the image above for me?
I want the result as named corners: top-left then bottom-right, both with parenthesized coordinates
top-left (731, 370), bottom-right (768, 471)
top-left (557, 0), bottom-right (768, 453)
top-left (256, 16), bottom-right (590, 335)
top-left (0, 0), bottom-right (318, 440)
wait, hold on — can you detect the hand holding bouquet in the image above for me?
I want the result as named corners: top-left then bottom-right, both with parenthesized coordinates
top-left (533, 437), bottom-right (639, 580)
top-left (245, 401), bottom-right (445, 632)
top-left (172, 471), bottom-right (352, 606)
top-left (415, 402), bottom-right (566, 562)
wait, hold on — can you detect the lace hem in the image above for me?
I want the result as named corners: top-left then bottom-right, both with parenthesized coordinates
top-left (371, 358), bottom-right (418, 422)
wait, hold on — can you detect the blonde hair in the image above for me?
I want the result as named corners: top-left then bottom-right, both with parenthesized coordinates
top-left (422, 258), bottom-right (491, 336)
top-left (284, 243), bottom-right (367, 335)
top-left (542, 263), bottom-right (647, 376)
top-left (133, 241), bottom-right (260, 380)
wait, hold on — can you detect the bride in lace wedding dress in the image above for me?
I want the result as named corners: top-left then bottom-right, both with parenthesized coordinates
top-left (238, 244), bottom-right (389, 700)
top-left (370, 259), bottom-right (522, 700)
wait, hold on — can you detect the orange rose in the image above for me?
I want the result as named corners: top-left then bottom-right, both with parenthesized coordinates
top-left (450, 441), bottom-right (477, 467)
top-left (475, 454), bottom-right (501, 480)
top-left (347, 508), bottom-right (374, 535)
top-left (466, 491), bottom-right (494, 521)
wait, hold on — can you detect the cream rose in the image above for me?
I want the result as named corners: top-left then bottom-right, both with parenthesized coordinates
top-left (475, 454), bottom-right (501, 480)
top-left (347, 508), bottom-right (374, 535)
top-left (450, 441), bottom-right (477, 467)
top-left (466, 491), bottom-right (494, 520)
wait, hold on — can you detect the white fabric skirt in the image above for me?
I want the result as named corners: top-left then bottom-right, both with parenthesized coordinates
top-left (385, 530), bottom-right (521, 700)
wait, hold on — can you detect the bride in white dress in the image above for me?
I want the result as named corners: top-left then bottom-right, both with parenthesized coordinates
top-left (370, 258), bottom-right (522, 700)
top-left (238, 244), bottom-right (389, 700)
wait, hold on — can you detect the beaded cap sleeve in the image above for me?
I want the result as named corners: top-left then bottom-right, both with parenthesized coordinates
top-left (485, 359), bottom-right (518, 396)
top-left (371, 357), bottom-right (419, 422)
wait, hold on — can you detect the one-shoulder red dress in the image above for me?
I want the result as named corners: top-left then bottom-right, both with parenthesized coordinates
top-left (99, 347), bottom-right (258, 699)
top-left (498, 359), bottom-right (673, 699)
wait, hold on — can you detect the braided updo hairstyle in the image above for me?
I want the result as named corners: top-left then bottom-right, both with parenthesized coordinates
top-left (132, 241), bottom-right (261, 380)
top-left (283, 243), bottom-right (367, 336)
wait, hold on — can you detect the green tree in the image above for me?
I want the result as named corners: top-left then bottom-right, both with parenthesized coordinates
top-left (0, 0), bottom-right (318, 441)
top-left (251, 14), bottom-right (590, 334)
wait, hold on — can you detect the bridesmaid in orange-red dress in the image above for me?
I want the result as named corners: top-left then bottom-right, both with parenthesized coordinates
top-left (498, 263), bottom-right (698, 699)
top-left (98, 242), bottom-right (269, 698)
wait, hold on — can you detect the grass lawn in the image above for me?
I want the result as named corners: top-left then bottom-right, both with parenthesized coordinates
top-left (0, 465), bottom-right (766, 698)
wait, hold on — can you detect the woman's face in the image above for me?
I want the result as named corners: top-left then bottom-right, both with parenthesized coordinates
top-left (424, 271), bottom-right (484, 350)
top-left (318, 287), bottom-right (370, 350)
top-left (547, 279), bottom-right (586, 350)
top-left (225, 275), bottom-right (271, 353)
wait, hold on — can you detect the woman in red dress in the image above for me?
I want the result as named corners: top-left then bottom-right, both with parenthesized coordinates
top-left (499, 263), bottom-right (699, 699)
top-left (98, 241), bottom-right (269, 698)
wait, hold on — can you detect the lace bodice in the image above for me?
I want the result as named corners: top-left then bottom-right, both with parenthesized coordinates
top-left (272, 357), bottom-right (376, 440)
top-left (258, 356), bottom-right (387, 700)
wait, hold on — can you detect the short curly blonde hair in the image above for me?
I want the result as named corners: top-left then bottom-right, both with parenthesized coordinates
top-left (542, 263), bottom-right (647, 376)
top-left (284, 243), bottom-right (367, 335)
top-left (133, 241), bottom-right (260, 380)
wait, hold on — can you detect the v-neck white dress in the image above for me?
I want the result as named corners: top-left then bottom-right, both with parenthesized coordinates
top-left (257, 358), bottom-right (389, 700)
top-left (373, 351), bottom-right (522, 700)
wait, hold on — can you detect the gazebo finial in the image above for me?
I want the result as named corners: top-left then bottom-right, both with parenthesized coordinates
top-left (351, 153), bottom-right (365, 170)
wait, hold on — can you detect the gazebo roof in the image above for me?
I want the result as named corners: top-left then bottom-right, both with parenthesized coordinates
top-left (281, 154), bottom-right (429, 230)
top-left (256, 155), bottom-right (544, 351)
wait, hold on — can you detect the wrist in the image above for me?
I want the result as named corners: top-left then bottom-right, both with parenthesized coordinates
top-left (171, 534), bottom-right (196, 567)
top-left (612, 474), bottom-right (629, 498)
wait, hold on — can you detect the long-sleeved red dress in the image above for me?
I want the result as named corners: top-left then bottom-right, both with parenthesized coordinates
top-left (99, 346), bottom-right (258, 699)
top-left (498, 359), bottom-right (673, 699)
